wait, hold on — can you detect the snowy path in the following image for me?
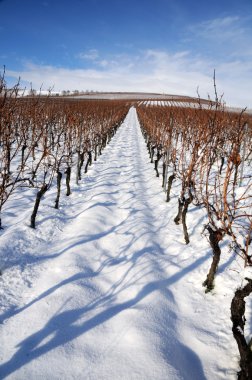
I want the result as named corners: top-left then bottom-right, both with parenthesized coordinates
top-left (0, 108), bottom-right (240, 379)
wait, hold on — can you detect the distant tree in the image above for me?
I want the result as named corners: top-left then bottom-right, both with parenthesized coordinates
top-left (29, 88), bottom-right (37, 96)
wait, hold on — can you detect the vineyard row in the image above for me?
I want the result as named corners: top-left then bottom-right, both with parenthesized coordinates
top-left (0, 77), bottom-right (130, 229)
top-left (136, 102), bottom-right (252, 378)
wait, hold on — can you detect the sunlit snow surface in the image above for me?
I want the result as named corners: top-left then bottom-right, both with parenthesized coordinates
top-left (0, 108), bottom-right (251, 379)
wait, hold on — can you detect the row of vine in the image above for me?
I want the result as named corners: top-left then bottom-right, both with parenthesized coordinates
top-left (0, 75), bottom-right (130, 229)
top-left (136, 101), bottom-right (252, 379)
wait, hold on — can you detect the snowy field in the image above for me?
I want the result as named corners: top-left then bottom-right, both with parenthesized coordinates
top-left (0, 107), bottom-right (251, 379)
top-left (71, 92), bottom-right (188, 100)
top-left (70, 92), bottom-right (252, 114)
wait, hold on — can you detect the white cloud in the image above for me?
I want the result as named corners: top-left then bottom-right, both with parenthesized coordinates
top-left (188, 15), bottom-right (252, 59)
top-left (77, 49), bottom-right (99, 60)
top-left (198, 16), bottom-right (241, 32)
top-left (6, 48), bottom-right (252, 108)
top-left (190, 16), bottom-right (244, 41)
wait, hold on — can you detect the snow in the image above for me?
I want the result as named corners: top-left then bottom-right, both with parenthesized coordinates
top-left (0, 107), bottom-right (251, 379)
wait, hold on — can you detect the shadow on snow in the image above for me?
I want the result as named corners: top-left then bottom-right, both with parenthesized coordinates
top-left (0, 252), bottom-right (208, 380)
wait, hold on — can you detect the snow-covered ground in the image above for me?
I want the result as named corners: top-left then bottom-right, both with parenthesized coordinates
top-left (0, 108), bottom-right (251, 379)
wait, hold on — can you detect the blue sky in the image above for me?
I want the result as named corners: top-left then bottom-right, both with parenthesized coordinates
top-left (1, 0), bottom-right (252, 107)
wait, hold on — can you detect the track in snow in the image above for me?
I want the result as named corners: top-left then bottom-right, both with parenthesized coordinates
top-left (1, 108), bottom-right (215, 379)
